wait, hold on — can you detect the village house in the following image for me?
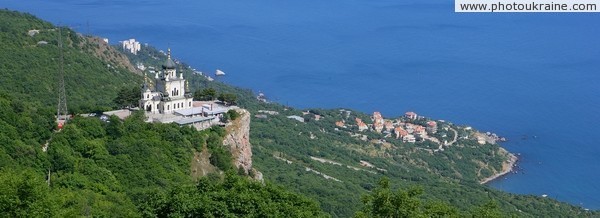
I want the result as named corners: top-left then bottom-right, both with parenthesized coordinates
top-left (477, 136), bottom-right (486, 145)
top-left (314, 114), bottom-right (321, 121)
top-left (384, 120), bottom-right (394, 132)
top-left (287, 115), bottom-right (305, 122)
top-left (373, 112), bottom-right (384, 124)
top-left (414, 125), bottom-right (427, 137)
top-left (403, 134), bottom-right (416, 143)
top-left (358, 122), bottom-right (368, 131)
top-left (335, 120), bottom-right (346, 128)
top-left (394, 127), bottom-right (408, 139)
top-left (426, 121), bottom-right (437, 134)
top-left (355, 117), bottom-right (363, 124)
top-left (373, 122), bottom-right (384, 133)
top-left (405, 123), bottom-right (415, 134)
top-left (405, 111), bottom-right (417, 120)
top-left (258, 110), bottom-right (279, 115)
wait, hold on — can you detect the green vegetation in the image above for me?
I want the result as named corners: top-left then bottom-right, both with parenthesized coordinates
top-left (144, 172), bottom-right (328, 217)
top-left (0, 93), bottom-right (327, 217)
top-left (218, 93), bottom-right (238, 106)
top-left (120, 24), bottom-right (597, 218)
top-left (0, 9), bottom-right (327, 217)
top-left (355, 177), bottom-right (459, 218)
top-left (194, 87), bottom-right (217, 101)
top-left (354, 177), bottom-right (505, 218)
top-left (113, 86), bottom-right (141, 108)
top-left (248, 105), bottom-right (594, 217)
top-left (227, 109), bottom-right (240, 121)
top-left (193, 87), bottom-right (238, 106)
top-left (0, 8), bottom-right (597, 218)
top-left (0, 10), bottom-right (140, 113)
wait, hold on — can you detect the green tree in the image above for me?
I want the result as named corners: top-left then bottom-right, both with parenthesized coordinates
top-left (218, 93), bottom-right (237, 106)
top-left (194, 88), bottom-right (217, 101)
top-left (113, 86), bottom-right (140, 108)
top-left (147, 172), bottom-right (328, 217)
top-left (471, 201), bottom-right (502, 218)
top-left (227, 109), bottom-right (240, 121)
top-left (221, 112), bottom-right (231, 123)
top-left (355, 177), bottom-right (458, 218)
top-left (0, 169), bottom-right (57, 217)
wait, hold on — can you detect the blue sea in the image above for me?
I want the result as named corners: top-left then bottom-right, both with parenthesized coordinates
top-left (4, 0), bottom-right (599, 209)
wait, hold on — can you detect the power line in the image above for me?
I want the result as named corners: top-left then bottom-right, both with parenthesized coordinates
top-left (57, 27), bottom-right (69, 126)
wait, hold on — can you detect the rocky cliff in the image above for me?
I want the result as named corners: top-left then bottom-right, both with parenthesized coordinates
top-left (223, 108), bottom-right (262, 180)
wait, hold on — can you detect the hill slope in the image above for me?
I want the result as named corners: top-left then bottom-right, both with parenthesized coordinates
top-left (0, 10), bottom-right (140, 112)
top-left (0, 9), bottom-right (328, 217)
top-left (123, 27), bottom-right (596, 218)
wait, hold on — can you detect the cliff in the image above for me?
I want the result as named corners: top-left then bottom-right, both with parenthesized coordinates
top-left (480, 147), bottom-right (518, 184)
top-left (223, 108), bottom-right (262, 180)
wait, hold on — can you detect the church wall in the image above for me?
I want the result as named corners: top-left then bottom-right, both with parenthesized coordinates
top-left (140, 49), bottom-right (194, 115)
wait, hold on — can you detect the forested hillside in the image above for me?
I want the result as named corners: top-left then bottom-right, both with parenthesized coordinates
top-left (0, 10), bottom-right (139, 113)
top-left (0, 9), bottom-right (327, 217)
top-left (0, 93), bottom-right (327, 217)
top-left (121, 22), bottom-right (595, 218)
top-left (0, 9), bottom-right (597, 218)
top-left (246, 104), bottom-right (594, 217)
top-left (128, 42), bottom-right (595, 216)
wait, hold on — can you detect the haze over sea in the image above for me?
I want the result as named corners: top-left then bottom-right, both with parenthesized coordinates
top-left (4, 0), bottom-right (599, 209)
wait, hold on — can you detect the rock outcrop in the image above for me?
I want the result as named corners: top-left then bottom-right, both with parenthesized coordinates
top-left (80, 36), bottom-right (141, 75)
top-left (223, 108), bottom-right (262, 180)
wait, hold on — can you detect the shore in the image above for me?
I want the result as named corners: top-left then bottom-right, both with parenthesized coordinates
top-left (480, 148), bottom-right (518, 184)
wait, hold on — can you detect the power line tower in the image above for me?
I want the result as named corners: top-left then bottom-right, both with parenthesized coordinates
top-left (56, 27), bottom-right (69, 128)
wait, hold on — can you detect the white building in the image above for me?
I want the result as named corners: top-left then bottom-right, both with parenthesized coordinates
top-left (139, 49), bottom-right (193, 114)
top-left (121, 38), bottom-right (141, 55)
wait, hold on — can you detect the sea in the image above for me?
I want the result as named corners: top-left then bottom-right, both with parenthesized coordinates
top-left (4, 0), bottom-right (599, 209)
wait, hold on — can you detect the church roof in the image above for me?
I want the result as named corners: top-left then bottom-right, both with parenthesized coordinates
top-left (174, 116), bottom-right (215, 125)
top-left (162, 48), bottom-right (176, 69)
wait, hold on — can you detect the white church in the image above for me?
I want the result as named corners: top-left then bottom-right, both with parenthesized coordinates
top-left (110, 48), bottom-right (234, 131)
top-left (139, 48), bottom-right (193, 114)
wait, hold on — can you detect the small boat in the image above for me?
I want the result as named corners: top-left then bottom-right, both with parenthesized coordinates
top-left (215, 69), bottom-right (226, 76)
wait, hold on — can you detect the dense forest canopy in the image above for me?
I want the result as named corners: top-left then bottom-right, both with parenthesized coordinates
top-left (0, 92), bottom-right (327, 217)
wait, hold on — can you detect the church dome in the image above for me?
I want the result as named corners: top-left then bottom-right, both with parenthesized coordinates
top-left (163, 58), bottom-right (176, 69)
top-left (162, 48), bottom-right (176, 69)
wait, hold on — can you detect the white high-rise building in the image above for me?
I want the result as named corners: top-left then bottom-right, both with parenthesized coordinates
top-left (121, 38), bottom-right (141, 55)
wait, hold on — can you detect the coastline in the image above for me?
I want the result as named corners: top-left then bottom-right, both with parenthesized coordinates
top-left (480, 148), bottom-right (518, 184)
